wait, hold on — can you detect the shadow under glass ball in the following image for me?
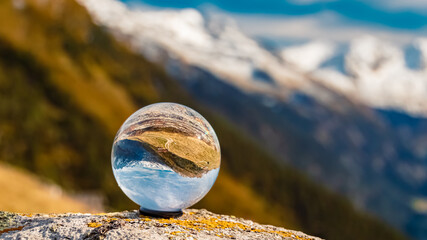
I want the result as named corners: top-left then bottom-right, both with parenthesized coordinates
top-left (112, 103), bottom-right (221, 217)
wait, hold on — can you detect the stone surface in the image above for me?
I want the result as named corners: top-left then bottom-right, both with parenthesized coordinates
top-left (0, 209), bottom-right (321, 239)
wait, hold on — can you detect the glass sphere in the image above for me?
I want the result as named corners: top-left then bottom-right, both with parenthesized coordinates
top-left (112, 103), bottom-right (221, 214)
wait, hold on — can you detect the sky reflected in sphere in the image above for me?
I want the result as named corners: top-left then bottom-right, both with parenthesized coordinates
top-left (112, 103), bottom-right (220, 212)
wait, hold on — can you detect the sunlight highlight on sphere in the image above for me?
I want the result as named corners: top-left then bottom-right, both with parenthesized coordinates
top-left (112, 103), bottom-right (221, 214)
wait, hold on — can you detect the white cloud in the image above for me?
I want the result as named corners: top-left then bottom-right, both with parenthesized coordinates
top-left (366, 0), bottom-right (427, 13)
top-left (287, 0), bottom-right (337, 5)
top-left (288, 0), bottom-right (427, 12)
top-left (230, 12), bottom-right (427, 46)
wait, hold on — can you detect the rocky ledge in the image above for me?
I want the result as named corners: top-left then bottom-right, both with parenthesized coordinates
top-left (0, 209), bottom-right (321, 240)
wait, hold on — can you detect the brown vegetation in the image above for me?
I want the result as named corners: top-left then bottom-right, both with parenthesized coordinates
top-left (0, 162), bottom-right (90, 213)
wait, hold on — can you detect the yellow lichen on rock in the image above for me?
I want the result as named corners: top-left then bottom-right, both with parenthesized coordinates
top-left (87, 222), bottom-right (102, 228)
top-left (140, 212), bottom-right (318, 240)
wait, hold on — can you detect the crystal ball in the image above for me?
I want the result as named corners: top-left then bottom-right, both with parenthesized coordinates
top-left (112, 103), bottom-right (221, 214)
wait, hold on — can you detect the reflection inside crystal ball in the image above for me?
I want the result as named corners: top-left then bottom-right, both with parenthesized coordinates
top-left (112, 103), bottom-right (221, 214)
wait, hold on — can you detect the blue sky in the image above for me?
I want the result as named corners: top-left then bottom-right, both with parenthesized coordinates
top-left (120, 0), bottom-right (427, 45)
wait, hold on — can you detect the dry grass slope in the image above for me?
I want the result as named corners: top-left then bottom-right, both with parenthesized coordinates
top-left (134, 131), bottom-right (220, 170)
top-left (0, 162), bottom-right (90, 213)
top-left (123, 131), bottom-right (221, 177)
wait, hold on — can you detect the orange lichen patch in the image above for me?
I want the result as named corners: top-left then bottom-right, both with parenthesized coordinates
top-left (139, 216), bottom-right (152, 222)
top-left (90, 216), bottom-right (140, 226)
top-left (215, 233), bottom-right (234, 238)
top-left (20, 213), bottom-right (33, 218)
top-left (87, 222), bottom-right (102, 228)
top-left (143, 215), bottom-right (315, 240)
top-left (0, 226), bottom-right (24, 235)
top-left (248, 229), bottom-right (316, 240)
top-left (105, 217), bottom-right (119, 222)
top-left (269, 230), bottom-right (317, 240)
top-left (155, 216), bottom-right (250, 232)
top-left (169, 231), bottom-right (184, 235)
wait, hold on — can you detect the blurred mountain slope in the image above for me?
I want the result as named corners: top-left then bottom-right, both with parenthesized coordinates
top-left (0, 162), bottom-right (91, 213)
top-left (0, 0), bottom-right (406, 239)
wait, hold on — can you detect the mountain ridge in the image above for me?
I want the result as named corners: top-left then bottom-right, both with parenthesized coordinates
top-left (79, 0), bottom-right (427, 117)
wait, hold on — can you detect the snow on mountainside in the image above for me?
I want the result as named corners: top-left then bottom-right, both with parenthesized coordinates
top-left (307, 36), bottom-right (427, 114)
top-left (345, 36), bottom-right (427, 113)
top-left (78, 0), bottom-right (427, 117)
top-left (78, 0), bottom-right (308, 96)
top-left (280, 41), bottom-right (336, 72)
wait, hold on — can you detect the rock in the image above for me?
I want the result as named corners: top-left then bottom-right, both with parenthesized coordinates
top-left (0, 209), bottom-right (321, 240)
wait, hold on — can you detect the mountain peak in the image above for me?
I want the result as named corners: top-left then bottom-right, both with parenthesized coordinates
top-left (280, 40), bottom-right (336, 72)
top-left (78, 0), bottom-right (427, 117)
top-left (346, 35), bottom-right (405, 77)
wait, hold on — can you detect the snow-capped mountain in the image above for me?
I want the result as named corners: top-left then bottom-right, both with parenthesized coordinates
top-left (77, 0), bottom-right (427, 238)
top-left (79, 0), bottom-right (427, 117)
top-left (80, 0), bottom-right (306, 94)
